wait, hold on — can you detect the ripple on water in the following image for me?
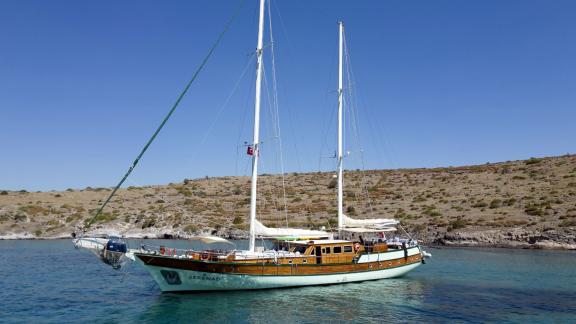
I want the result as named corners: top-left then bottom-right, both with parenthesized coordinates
top-left (1, 240), bottom-right (575, 323)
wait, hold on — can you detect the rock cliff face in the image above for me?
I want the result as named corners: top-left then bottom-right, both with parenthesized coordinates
top-left (1, 155), bottom-right (575, 250)
top-left (429, 228), bottom-right (576, 250)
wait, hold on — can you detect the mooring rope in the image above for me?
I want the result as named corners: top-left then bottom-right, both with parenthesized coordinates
top-left (82, 0), bottom-right (246, 234)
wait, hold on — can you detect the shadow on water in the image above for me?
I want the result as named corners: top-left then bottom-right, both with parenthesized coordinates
top-left (140, 278), bottom-right (427, 323)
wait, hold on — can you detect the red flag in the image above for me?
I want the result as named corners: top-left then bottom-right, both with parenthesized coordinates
top-left (247, 146), bottom-right (254, 156)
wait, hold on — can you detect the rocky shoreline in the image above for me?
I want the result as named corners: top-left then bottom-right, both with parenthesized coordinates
top-left (2, 155), bottom-right (575, 250)
top-left (2, 227), bottom-right (575, 250)
top-left (427, 228), bottom-right (576, 250)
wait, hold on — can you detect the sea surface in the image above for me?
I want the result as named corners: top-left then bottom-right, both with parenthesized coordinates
top-left (0, 240), bottom-right (574, 323)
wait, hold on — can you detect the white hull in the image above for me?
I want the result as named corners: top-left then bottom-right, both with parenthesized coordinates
top-left (141, 262), bottom-right (421, 292)
top-left (137, 246), bottom-right (423, 292)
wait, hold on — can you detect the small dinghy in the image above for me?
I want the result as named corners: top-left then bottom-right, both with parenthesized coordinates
top-left (74, 235), bottom-right (128, 270)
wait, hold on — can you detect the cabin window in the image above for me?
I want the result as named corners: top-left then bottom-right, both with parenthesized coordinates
top-left (310, 249), bottom-right (315, 255)
top-left (344, 246), bottom-right (353, 253)
top-left (288, 260), bottom-right (293, 264)
top-left (325, 247), bottom-right (331, 254)
top-left (333, 246), bottom-right (342, 254)
top-left (303, 259), bottom-right (307, 264)
top-left (322, 248), bottom-right (326, 254)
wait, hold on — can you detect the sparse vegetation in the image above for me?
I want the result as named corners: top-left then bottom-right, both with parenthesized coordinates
top-left (0, 155), bottom-right (574, 243)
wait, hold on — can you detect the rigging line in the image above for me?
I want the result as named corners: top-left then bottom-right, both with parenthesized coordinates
top-left (234, 71), bottom-right (255, 177)
top-left (260, 70), bottom-right (279, 224)
top-left (270, 1), bottom-right (302, 172)
top-left (187, 55), bottom-right (254, 168)
top-left (317, 41), bottom-right (338, 172)
top-left (261, 70), bottom-right (287, 228)
top-left (261, 68), bottom-right (281, 227)
top-left (83, 0), bottom-right (247, 232)
top-left (317, 94), bottom-right (338, 171)
top-left (124, 178), bottom-right (239, 234)
top-left (267, 0), bottom-right (290, 228)
top-left (125, 179), bottom-right (190, 223)
top-left (343, 30), bottom-right (376, 218)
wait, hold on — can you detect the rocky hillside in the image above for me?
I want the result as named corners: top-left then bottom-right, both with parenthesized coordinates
top-left (1, 155), bottom-right (575, 249)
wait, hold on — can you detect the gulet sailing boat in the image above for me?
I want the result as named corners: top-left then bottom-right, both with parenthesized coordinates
top-left (130, 0), bottom-right (428, 292)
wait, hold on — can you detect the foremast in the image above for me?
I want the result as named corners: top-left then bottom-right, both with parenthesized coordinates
top-left (337, 21), bottom-right (345, 231)
top-left (249, 0), bottom-right (266, 252)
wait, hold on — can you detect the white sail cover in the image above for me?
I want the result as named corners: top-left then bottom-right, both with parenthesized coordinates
top-left (253, 220), bottom-right (330, 239)
top-left (189, 235), bottom-right (233, 244)
top-left (343, 227), bottom-right (397, 233)
top-left (341, 214), bottom-right (399, 229)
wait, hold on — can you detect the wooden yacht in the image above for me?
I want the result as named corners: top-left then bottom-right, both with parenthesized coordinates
top-left (135, 239), bottom-right (422, 291)
top-left (132, 0), bottom-right (428, 292)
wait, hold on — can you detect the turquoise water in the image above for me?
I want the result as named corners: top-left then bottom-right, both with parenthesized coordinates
top-left (0, 240), bottom-right (574, 323)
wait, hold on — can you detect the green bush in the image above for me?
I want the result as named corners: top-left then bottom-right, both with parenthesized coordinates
top-left (489, 199), bottom-right (502, 209)
top-left (141, 218), bottom-right (156, 229)
top-left (327, 178), bottom-right (337, 189)
top-left (559, 219), bottom-right (576, 227)
top-left (472, 201), bottom-right (488, 208)
top-left (94, 212), bottom-right (117, 223)
top-left (346, 206), bottom-right (356, 215)
top-left (448, 219), bottom-right (467, 230)
top-left (503, 198), bottom-right (517, 206)
top-left (184, 224), bottom-right (198, 234)
top-left (525, 157), bottom-right (543, 165)
top-left (525, 204), bottom-right (544, 216)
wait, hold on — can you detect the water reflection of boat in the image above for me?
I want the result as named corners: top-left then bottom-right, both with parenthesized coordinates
top-left (140, 277), bottom-right (427, 322)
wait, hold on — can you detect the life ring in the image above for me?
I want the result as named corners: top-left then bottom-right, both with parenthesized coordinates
top-left (354, 242), bottom-right (361, 253)
top-left (201, 252), bottom-right (210, 261)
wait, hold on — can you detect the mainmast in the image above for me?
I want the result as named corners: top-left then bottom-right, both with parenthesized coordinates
top-left (249, 0), bottom-right (266, 252)
top-left (337, 21), bottom-right (344, 231)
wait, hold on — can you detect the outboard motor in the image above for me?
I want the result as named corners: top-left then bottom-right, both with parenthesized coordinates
top-left (101, 237), bottom-right (128, 270)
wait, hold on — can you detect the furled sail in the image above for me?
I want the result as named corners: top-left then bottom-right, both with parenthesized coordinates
top-left (341, 227), bottom-right (397, 233)
top-left (253, 220), bottom-right (331, 239)
top-left (189, 235), bottom-right (233, 244)
top-left (341, 214), bottom-right (399, 229)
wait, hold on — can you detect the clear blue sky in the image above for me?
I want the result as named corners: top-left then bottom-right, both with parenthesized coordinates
top-left (1, 0), bottom-right (575, 191)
